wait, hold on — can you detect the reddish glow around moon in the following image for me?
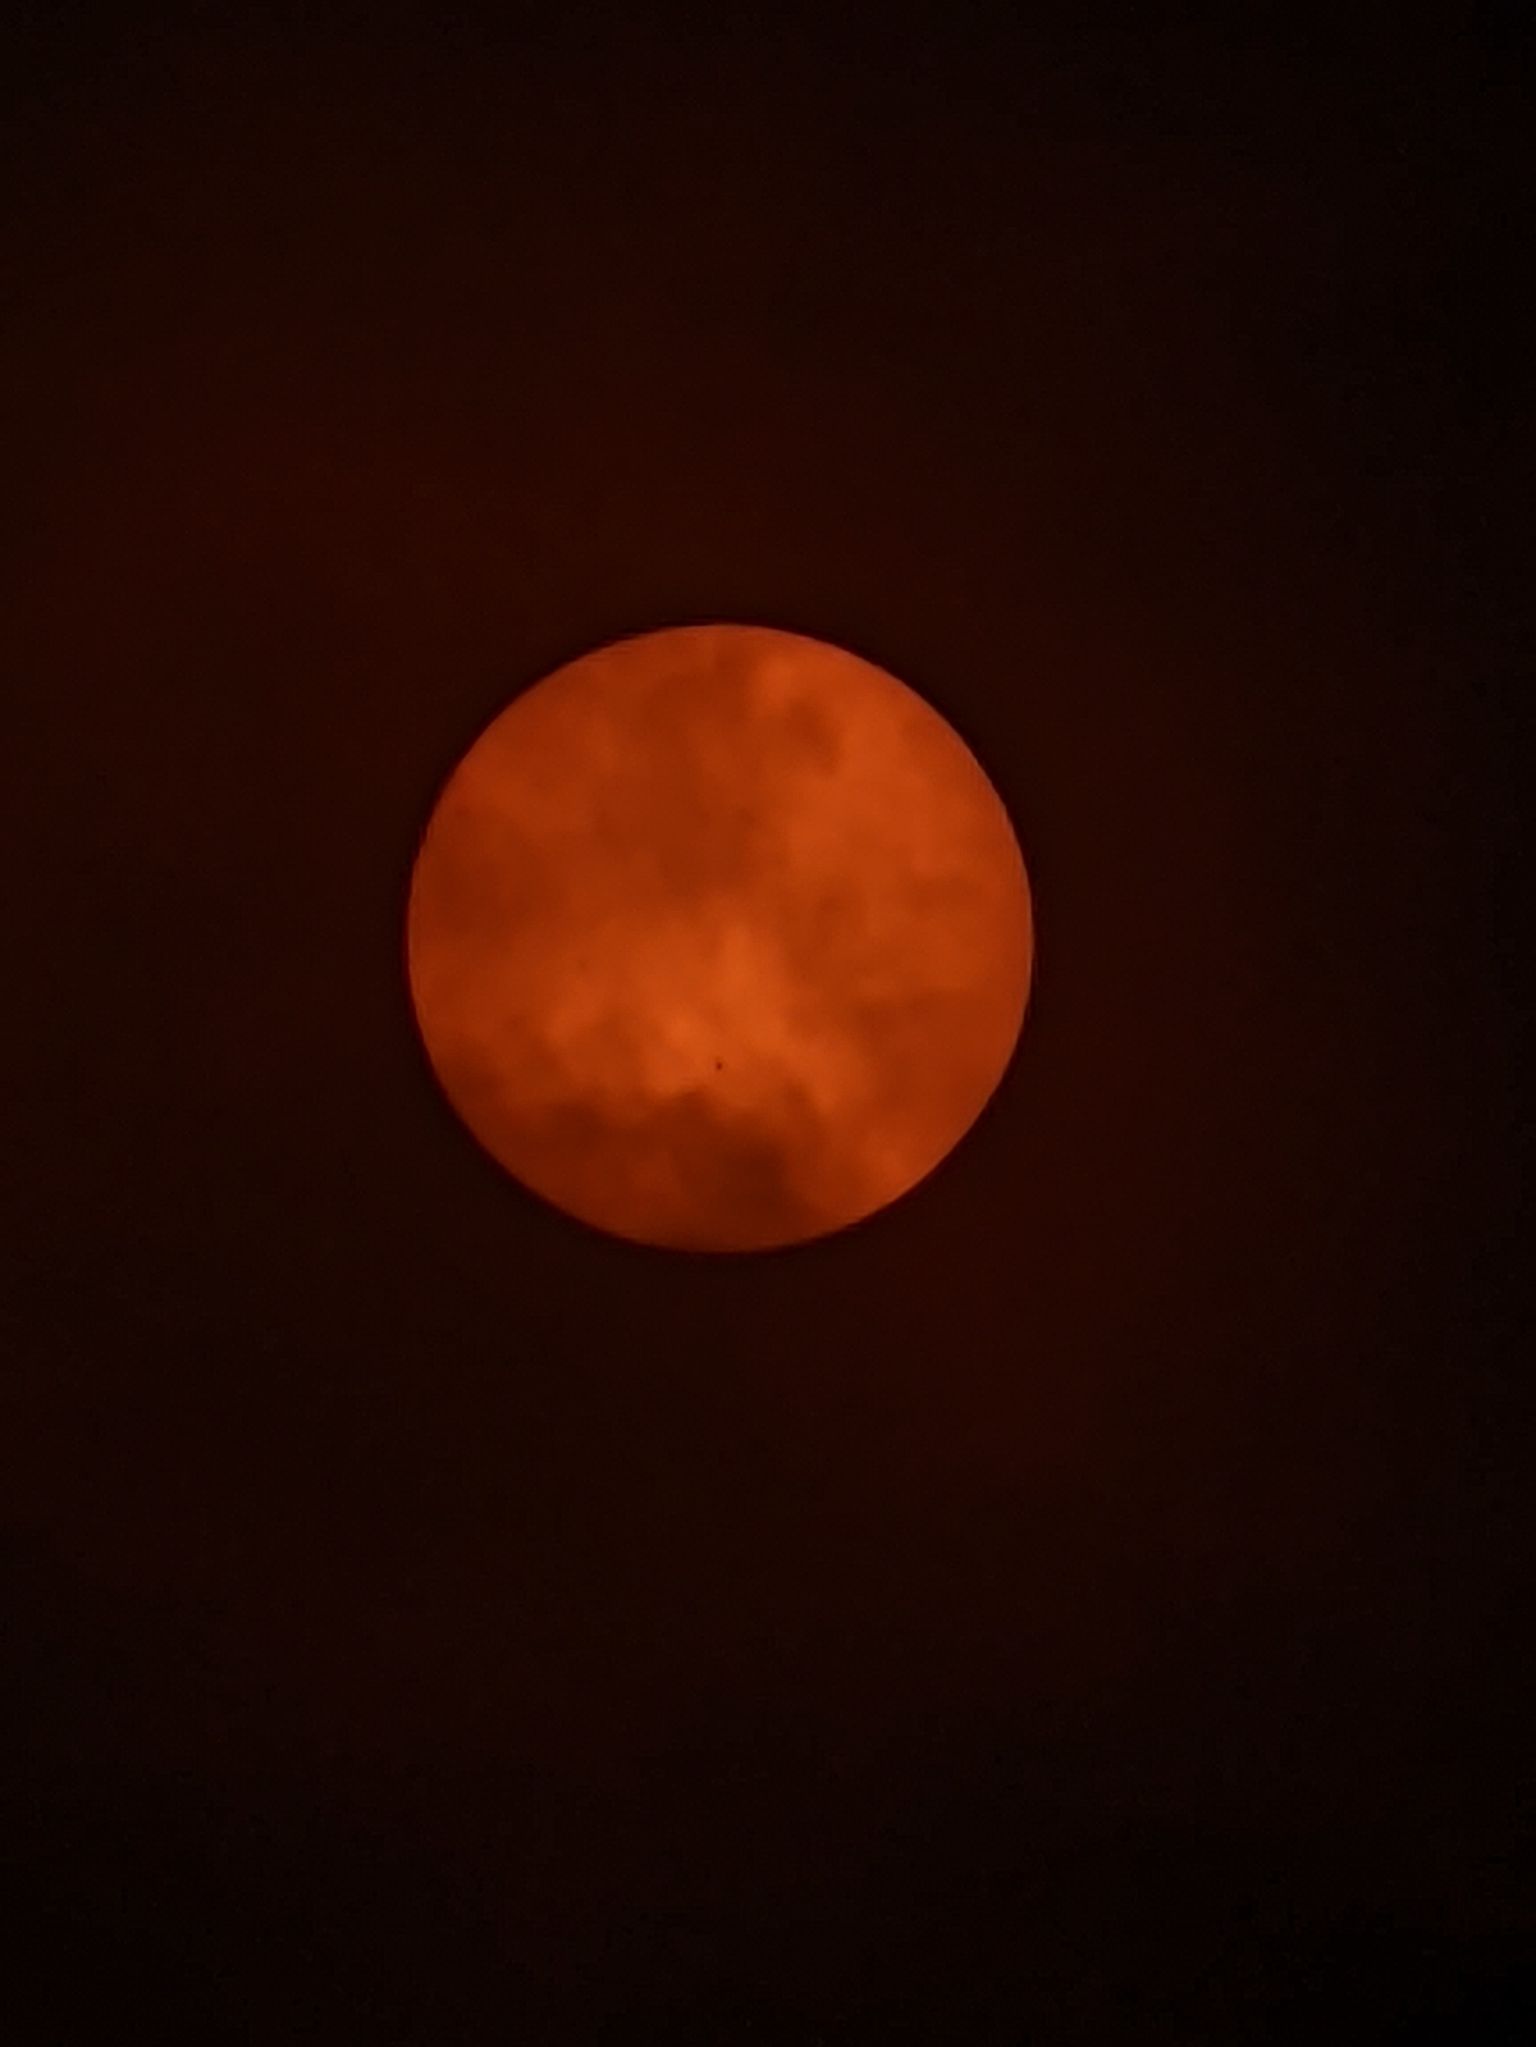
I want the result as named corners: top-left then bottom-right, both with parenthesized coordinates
top-left (406, 625), bottom-right (1033, 1251)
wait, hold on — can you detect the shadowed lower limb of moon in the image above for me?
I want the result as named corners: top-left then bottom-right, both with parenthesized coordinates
top-left (406, 624), bottom-right (1033, 1251)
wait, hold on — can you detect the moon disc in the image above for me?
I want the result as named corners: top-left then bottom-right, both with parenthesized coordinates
top-left (406, 624), bottom-right (1033, 1250)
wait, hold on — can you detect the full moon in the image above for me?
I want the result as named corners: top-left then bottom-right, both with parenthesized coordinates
top-left (406, 624), bottom-right (1034, 1251)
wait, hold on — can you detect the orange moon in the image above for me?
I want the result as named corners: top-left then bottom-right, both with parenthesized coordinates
top-left (406, 625), bottom-right (1034, 1251)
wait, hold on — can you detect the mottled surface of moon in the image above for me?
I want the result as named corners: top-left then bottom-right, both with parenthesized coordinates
top-left (406, 625), bottom-right (1033, 1250)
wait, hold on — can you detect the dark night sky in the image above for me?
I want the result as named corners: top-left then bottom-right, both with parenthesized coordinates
top-left (3, 10), bottom-right (1527, 2039)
